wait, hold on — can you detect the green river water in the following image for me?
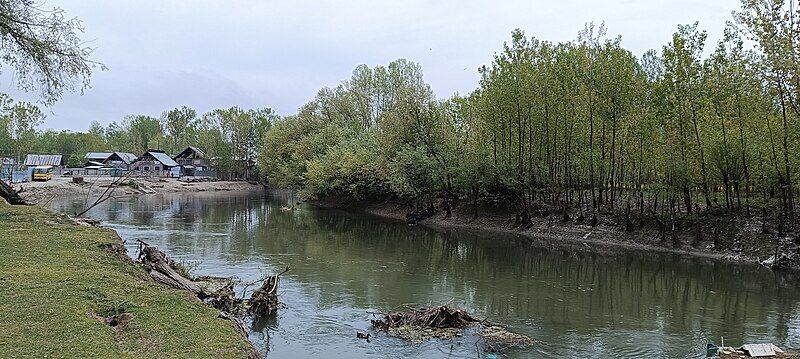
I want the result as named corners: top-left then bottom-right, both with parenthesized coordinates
top-left (51, 190), bottom-right (800, 358)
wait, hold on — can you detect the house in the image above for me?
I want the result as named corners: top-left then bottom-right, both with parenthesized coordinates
top-left (84, 152), bottom-right (113, 166)
top-left (83, 152), bottom-right (137, 169)
top-left (173, 146), bottom-right (210, 176)
top-left (129, 150), bottom-right (179, 177)
top-left (105, 152), bottom-right (137, 168)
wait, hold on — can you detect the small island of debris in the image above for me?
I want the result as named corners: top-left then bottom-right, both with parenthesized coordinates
top-left (370, 302), bottom-right (535, 353)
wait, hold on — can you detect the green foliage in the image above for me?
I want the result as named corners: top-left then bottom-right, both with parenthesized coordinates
top-left (0, 0), bottom-right (102, 104)
top-left (161, 106), bottom-right (196, 155)
top-left (305, 136), bottom-right (386, 200)
top-left (388, 144), bottom-right (439, 200)
top-left (261, 59), bottom-right (455, 205)
top-left (261, 5), bottom-right (800, 215)
top-left (127, 115), bottom-right (163, 154)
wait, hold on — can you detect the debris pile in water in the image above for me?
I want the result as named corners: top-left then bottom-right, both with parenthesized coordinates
top-left (371, 304), bottom-right (478, 342)
top-left (479, 325), bottom-right (535, 345)
top-left (371, 303), bottom-right (535, 350)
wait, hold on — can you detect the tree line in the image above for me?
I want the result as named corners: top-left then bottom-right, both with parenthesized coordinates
top-left (261, 0), bottom-right (800, 223)
top-left (0, 102), bottom-right (275, 177)
top-left (2, 0), bottom-right (797, 223)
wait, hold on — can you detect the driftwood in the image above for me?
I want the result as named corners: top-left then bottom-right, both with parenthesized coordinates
top-left (135, 239), bottom-right (291, 359)
top-left (136, 241), bottom-right (284, 359)
top-left (0, 180), bottom-right (27, 205)
top-left (372, 304), bottom-right (479, 332)
top-left (138, 242), bottom-right (207, 296)
top-left (248, 266), bottom-right (290, 319)
top-left (371, 302), bottom-right (535, 352)
top-left (406, 205), bottom-right (436, 225)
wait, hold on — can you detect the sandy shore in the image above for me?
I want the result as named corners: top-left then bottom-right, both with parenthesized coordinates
top-left (15, 176), bottom-right (264, 204)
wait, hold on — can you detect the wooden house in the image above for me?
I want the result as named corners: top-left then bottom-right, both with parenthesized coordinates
top-left (173, 146), bottom-right (210, 176)
top-left (130, 150), bottom-right (179, 177)
top-left (105, 152), bottom-right (137, 168)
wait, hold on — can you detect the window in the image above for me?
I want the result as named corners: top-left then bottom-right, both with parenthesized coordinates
top-left (144, 166), bottom-right (150, 171)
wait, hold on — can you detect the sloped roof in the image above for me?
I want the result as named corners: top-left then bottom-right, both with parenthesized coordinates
top-left (151, 152), bottom-right (178, 167)
top-left (136, 151), bottom-right (178, 167)
top-left (174, 146), bottom-right (206, 159)
top-left (113, 152), bottom-right (137, 164)
top-left (85, 152), bottom-right (113, 160)
top-left (25, 154), bottom-right (63, 166)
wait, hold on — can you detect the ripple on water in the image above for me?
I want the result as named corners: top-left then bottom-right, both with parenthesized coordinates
top-left (48, 192), bottom-right (800, 358)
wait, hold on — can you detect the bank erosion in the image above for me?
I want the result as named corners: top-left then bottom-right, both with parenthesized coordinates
top-left (0, 200), bottom-right (257, 358)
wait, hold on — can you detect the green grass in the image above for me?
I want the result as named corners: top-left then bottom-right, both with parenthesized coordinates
top-left (0, 201), bottom-right (255, 358)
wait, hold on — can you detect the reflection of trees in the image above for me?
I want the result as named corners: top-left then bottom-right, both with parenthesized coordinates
top-left (289, 208), bottom-right (800, 351)
top-left (51, 191), bottom-right (800, 355)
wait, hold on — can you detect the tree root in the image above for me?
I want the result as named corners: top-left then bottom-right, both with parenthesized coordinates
top-left (248, 266), bottom-right (290, 319)
top-left (136, 240), bottom-right (291, 359)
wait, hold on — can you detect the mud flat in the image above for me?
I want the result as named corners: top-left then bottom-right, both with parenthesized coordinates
top-left (15, 176), bottom-right (264, 204)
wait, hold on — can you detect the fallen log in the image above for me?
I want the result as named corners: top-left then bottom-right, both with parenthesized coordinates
top-left (136, 240), bottom-right (289, 346)
top-left (135, 241), bottom-right (262, 358)
top-left (137, 242), bottom-right (206, 296)
top-left (0, 180), bottom-right (27, 205)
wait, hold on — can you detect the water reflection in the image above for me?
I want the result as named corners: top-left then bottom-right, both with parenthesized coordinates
top-left (50, 191), bottom-right (800, 358)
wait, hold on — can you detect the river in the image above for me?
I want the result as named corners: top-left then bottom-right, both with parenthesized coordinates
top-left (50, 190), bottom-right (800, 358)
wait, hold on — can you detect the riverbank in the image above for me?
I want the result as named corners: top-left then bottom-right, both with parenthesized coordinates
top-left (0, 200), bottom-right (258, 358)
top-left (14, 177), bottom-right (263, 205)
top-left (313, 198), bottom-right (792, 266)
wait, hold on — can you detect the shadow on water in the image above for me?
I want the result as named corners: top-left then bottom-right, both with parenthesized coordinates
top-left (50, 190), bottom-right (800, 358)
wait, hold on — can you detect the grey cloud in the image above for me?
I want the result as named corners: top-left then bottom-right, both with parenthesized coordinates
top-left (3, 0), bottom-right (736, 130)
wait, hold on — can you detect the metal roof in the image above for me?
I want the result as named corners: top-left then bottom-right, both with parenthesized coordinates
top-left (114, 152), bottom-right (137, 164)
top-left (85, 152), bottom-right (113, 160)
top-left (151, 151), bottom-right (178, 167)
top-left (136, 151), bottom-right (178, 167)
top-left (24, 154), bottom-right (63, 166)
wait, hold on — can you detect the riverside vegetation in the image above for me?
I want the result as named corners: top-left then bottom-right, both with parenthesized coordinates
top-left (5, 1), bottom-right (798, 260)
top-left (259, 2), bottom-right (800, 260)
top-left (2, 1), bottom-right (797, 232)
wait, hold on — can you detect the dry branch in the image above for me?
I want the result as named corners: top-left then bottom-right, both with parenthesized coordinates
top-left (247, 266), bottom-right (290, 319)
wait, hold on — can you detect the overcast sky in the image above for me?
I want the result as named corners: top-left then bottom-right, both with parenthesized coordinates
top-left (6, 0), bottom-right (738, 131)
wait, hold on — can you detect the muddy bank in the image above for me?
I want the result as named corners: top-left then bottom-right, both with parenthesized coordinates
top-left (312, 197), bottom-right (795, 267)
top-left (15, 177), bottom-right (264, 204)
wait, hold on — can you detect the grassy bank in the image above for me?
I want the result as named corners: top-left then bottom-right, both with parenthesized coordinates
top-left (0, 201), bottom-right (256, 358)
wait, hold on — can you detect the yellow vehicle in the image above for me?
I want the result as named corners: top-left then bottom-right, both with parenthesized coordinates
top-left (33, 165), bottom-right (54, 181)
